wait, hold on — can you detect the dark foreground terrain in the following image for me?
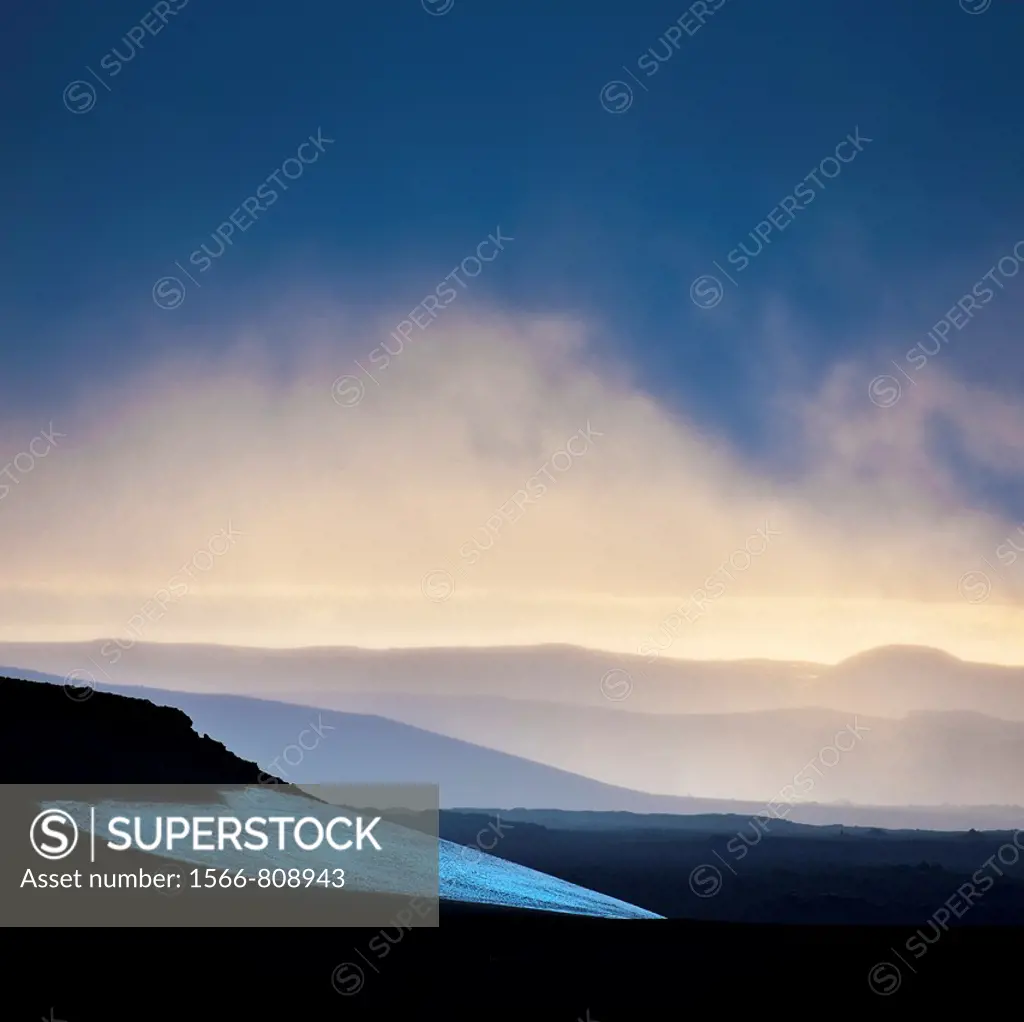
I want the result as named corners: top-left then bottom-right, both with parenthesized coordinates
top-left (441, 808), bottom-right (1024, 923)
top-left (15, 913), bottom-right (1024, 1017)
top-left (4, 675), bottom-right (1023, 1016)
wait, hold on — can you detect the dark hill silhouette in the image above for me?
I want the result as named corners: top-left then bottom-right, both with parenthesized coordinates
top-left (0, 674), bottom-right (276, 784)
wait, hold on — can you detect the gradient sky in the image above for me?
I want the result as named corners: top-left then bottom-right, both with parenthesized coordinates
top-left (2, 0), bottom-right (1024, 663)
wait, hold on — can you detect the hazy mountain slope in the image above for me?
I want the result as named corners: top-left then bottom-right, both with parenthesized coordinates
top-left (18, 674), bottom-right (1024, 828)
top-left (66, 680), bottom-right (710, 810)
top-left (294, 691), bottom-right (1024, 806)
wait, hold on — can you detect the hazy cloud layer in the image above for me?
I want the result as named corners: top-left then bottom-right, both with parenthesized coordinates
top-left (3, 295), bottom-right (1023, 664)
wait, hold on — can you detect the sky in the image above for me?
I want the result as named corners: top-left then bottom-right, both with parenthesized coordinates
top-left (2, 0), bottom-right (1024, 664)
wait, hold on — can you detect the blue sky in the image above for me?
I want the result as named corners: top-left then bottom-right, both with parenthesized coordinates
top-left (5, 0), bottom-right (1023, 423)
top-left (1, 0), bottom-right (1024, 661)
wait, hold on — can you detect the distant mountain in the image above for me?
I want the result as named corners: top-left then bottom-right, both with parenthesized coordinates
top-left (3, 639), bottom-right (1024, 719)
top-left (273, 691), bottom-right (1024, 807)
top-left (16, 673), bottom-right (1024, 830)
top-left (0, 673), bottom-right (273, 785)
top-left (836, 645), bottom-right (962, 669)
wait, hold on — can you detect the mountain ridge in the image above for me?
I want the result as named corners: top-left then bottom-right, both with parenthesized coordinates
top-left (16, 672), bottom-right (1024, 830)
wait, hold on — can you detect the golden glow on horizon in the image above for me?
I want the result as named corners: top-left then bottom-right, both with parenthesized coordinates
top-left (2, 591), bottom-right (1024, 667)
top-left (1, 302), bottom-right (1023, 667)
